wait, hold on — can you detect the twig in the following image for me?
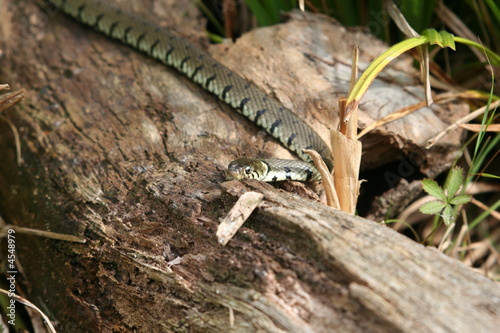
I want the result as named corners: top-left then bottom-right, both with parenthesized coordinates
top-left (0, 88), bottom-right (25, 111)
top-left (217, 191), bottom-right (264, 245)
top-left (1, 225), bottom-right (87, 243)
top-left (426, 100), bottom-right (500, 148)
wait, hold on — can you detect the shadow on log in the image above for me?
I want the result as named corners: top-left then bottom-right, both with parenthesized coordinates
top-left (0, 1), bottom-right (498, 332)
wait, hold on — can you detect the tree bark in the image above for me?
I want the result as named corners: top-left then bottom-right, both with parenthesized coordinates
top-left (1, 1), bottom-right (497, 332)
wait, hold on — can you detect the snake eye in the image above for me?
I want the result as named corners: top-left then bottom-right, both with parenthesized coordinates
top-left (244, 166), bottom-right (252, 174)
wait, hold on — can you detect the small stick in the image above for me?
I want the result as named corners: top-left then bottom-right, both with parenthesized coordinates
top-left (217, 191), bottom-right (264, 246)
top-left (1, 225), bottom-right (87, 243)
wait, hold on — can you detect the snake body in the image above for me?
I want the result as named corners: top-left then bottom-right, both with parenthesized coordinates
top-left (47, 0), bottom-right (333, 181)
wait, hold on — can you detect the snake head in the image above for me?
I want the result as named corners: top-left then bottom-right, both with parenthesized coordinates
top-left (225, 158), bottom-right (268, 181)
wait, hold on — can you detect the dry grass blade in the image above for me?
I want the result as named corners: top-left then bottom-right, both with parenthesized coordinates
top-left (435, 0), bottom-right (487, 62)
top-left (303, 149), bottom-right (339, 209)
top-left (358, 91), bottom-right (472, 139)
top-left (395, 195), bottom-right (436, 229)
top-left (384, 0), bottom-right (432, 106)
top-left (427, 99), bottom-right (500, 148)
top-left (384, 0), bottom-right (419, 37)
top-left (0, 87), bottom-right (25, 111)
top-left (1, 225), bottom-right (87, 243)
top-left (451, 222), bottom-right (471, 258)
top-left (358, 100), bottom-right (427, 138)
top-left (438, 222), bottom-right (456, 251)
top-left (460, 239), bottom-right (498, 270)
top-left (458, 123), bottom-right (500, 132)
top-left (0, 88), bottom-right (26, 166)
top-left (0, 289), bottom-right (57, 333)
top-left (471, 198), bottom-right (500, 220)
top-left (480, 238), bottom-right (500, 278)
top-left (0, 115), bottom-right (22, 166)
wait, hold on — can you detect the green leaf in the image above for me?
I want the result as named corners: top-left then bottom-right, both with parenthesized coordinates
top-left (422, 29), bottom-right (441, 45)
top-left (450, 194), bottom-right (473, 205)
top-left (440, 31), bottom-right (456, 50)
top-left (469, 198), bottom-right (500, 230)
top-left (485, 0), bottom-right (500, 26)
top-left (422, 29), bottom-right (455, 50)
top-left (245, 0), bottom-right (276, 26)
top-left (419, 200), bottom-right (446, 215)
top-left (441, 32), bottom-right (456, 50)
top-left (422, 179), bottom-right (447, 201)
top-left (445, 166), bottom-right (465, 200)
top-left (478, 173), bottom-right (500, 179)
top-left (442, 205), bottom-right (455, 226)
top-left (454, 37), bottom-right (500, 66)
top-left (345, 36), bottom-right (428, 115)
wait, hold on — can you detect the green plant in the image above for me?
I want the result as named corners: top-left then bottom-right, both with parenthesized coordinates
top-left (419, 167), bottom-right (473, 226)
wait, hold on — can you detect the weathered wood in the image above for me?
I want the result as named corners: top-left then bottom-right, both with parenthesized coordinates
top-left (1, 1), bottom-right (495, 332)
top-left (222, 180), bottom-right (500, 333)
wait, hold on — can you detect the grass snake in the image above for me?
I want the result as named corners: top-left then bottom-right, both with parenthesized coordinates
top-left (46, 0), bottom-right (334, 182)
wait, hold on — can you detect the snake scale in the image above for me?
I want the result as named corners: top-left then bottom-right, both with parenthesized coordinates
top-left (46, 0), bottom-right (334, 181)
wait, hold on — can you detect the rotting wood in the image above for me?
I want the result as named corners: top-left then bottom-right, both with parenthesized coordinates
top-left (221, 180), bottom-right (500, 333)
